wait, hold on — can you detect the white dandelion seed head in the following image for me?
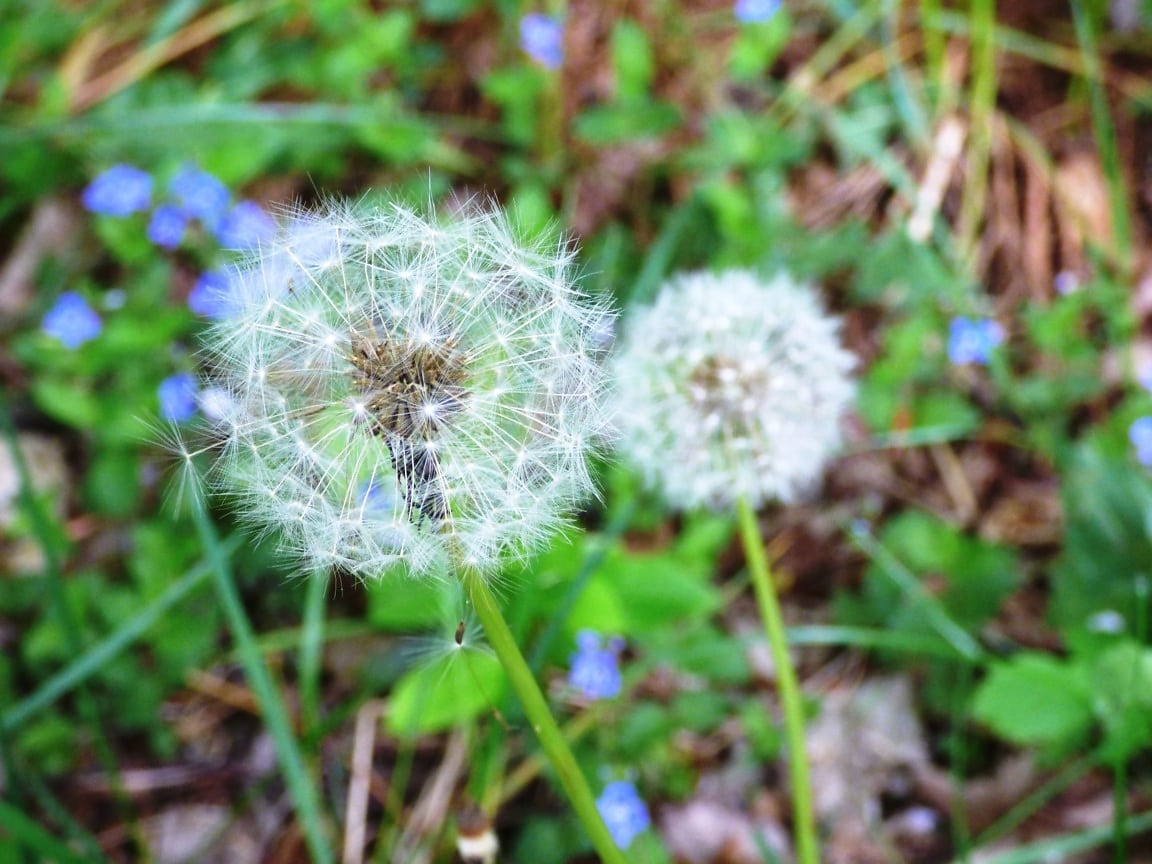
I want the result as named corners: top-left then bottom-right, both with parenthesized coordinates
top-left (612, 269), bottom-right (855, 511)
top-left (193, 197), bottom-right (613, 580)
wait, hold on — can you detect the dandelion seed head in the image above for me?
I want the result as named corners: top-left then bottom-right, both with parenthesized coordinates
top-left (189, 198), bottom-right (611, 580)
top-left (612, 269), bottom-right (854, 510)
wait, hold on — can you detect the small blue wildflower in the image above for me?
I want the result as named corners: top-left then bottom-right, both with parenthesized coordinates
top-left (596, 781), bottom-right (650, 849)
top-left (188, 270), bottom-right (234, 318)
top-left (735, 0), bottom-right (782, 23)
top-left (1137, 361), bottom-right (1152, 394)
top-left (159, 373), bottom-right (199, 423)
top-left (1087, 609), bottom-right (1126, 634)
top-left (147, 204), bottom-right (188, 249)
top-left (82, 164), bottom-right (153, 217)
top-left (170, 164), bottom-right (231, 227)
top-left (569, 630), bottom-right (623, 700)
top-left (1053, 270), bottom-right (1079, 296)
top-left (1129, 416), bottom-right (1152, 466)
top-left (42, 292), bottom-right (102, 349)
top-left (215, 200), bottom-right (276, 250)
top-left (947, 316), bottom-right (1003, 366)
top-left (520, 14), bottom-right (563, 69)
top-left (358, 479), bottom-right (402, 515)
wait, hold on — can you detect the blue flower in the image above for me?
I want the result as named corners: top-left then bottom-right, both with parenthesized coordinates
top-left (947, 316), bottom-right (1003, 366)
top-left (170, 164), bottom-right (231, 227)
top-left (358, 480), bottom-right (403, 516)
top-left (42, 292), bottom-right (102, 348)
top-left (159, 373), bottom-right (199, 423)
top-left (1130, 417), bottom-right (1152, 466)
top-left (735, 0), bottom-right (782, 22)
top-left (147, 204), bottom-right (188, 249)
top-left (188, 270), bottom-right (235, 318)
top-left (520, 14), bottom-right (563, 69)
top-left (596, 781), bottom-right (650, 849)
top-left (568, 630), bottom-right (623, 700)
top-left (215, 200), bottom-right (276, 250)
top-left (82, 165), bottom-right (153, 217)
top-left (1138, 362), bottom-right (1152, 394)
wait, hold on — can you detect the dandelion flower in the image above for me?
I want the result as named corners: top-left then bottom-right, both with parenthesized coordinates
top-left (190, 198), bottom-right (612, 581)
top-left (612, 269), bottom-right (854, 510)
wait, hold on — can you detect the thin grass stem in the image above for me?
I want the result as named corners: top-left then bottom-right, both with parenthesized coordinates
top-left (299, 571), bottom-right (329, 738)
top-left (1070, 0), bottom-right (1133, 278)
top-left (191, 504), bottom-right (334, 864)
top-left (736, 497), bottom-right (818, 864)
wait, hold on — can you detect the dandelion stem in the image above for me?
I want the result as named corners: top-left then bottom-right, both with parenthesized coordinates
top-left (736, 496), bottom-right (819, 864)
top-left (462, 572), bottom-right (627, 864)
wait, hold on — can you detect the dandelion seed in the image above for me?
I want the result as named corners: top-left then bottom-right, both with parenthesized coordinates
top-left (612, 270), bottom-right (854, 510)
top-left (947, 316), bottom-right (1003, 366)
top-left (82, 164), bottom-right (153, 216)
top-left (42, 292), bottom-right (102, 348)
top-left (596, 781), bottom-right (650, 849)
top-left (187, 198), bottom-right (612, 581)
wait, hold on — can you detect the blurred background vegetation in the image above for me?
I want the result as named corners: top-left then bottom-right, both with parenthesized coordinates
top-left (4, 0), bottom-right (1152, 862)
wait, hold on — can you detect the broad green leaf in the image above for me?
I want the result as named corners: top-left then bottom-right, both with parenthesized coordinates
top-left (972, 654), bottom-right (1094, 746)
top-left (386, 651), bottom-right (506, 737)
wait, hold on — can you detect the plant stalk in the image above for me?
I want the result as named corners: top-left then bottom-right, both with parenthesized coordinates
top-left (462, 572), bottom-right (627, 864)
top-left (736, 496), bottom-right (818, 864)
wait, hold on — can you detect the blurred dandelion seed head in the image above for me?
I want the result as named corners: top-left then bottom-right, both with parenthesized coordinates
top-left (186, 198), bottom-right (613, 580)
top-left (612, 269), bottom-right (854, 510)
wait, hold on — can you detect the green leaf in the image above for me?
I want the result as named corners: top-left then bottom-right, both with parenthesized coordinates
top-left (84, 446), bottom-right (140, 517)
top-left (598, 546), bottom-right (721, 633)
top-left (1050, 442), bottom-right (1152, 633)
top-left (31, 378), bottom-right (100, 429)
top-left (728, 9), bottom-right (791, 79)
top-left (386, 651), bottom-right (507, 737)
top-left (971, 654), bottom-right (1094, 746)
top-left (573, 101), bottom-right (681, 145)
top-left (611, 20), bottom-right (654, 101)
top-left (1088, 640), bottom-right (1152, 760)
top-left (366, 576), bottom-right (455, 631)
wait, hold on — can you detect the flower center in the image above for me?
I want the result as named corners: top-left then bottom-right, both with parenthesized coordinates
top-left (348, 326), bottom-right (470, 522)
top-left (688, 355), bottom-right (766, 435)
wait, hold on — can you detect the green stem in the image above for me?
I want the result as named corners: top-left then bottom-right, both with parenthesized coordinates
top-left (736, 497), bottom-right (818, 864)
top-left (462, 573), bottom-right (627, 864)
top-left (299, 571), bottom-right (328, 738)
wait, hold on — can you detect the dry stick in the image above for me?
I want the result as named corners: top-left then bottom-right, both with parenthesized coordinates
top-left (342, 700), bottom-right (386, 864)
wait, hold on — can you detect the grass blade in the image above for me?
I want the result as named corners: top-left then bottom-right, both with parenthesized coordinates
top-left (191, 504), bottom-right (335, 864)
